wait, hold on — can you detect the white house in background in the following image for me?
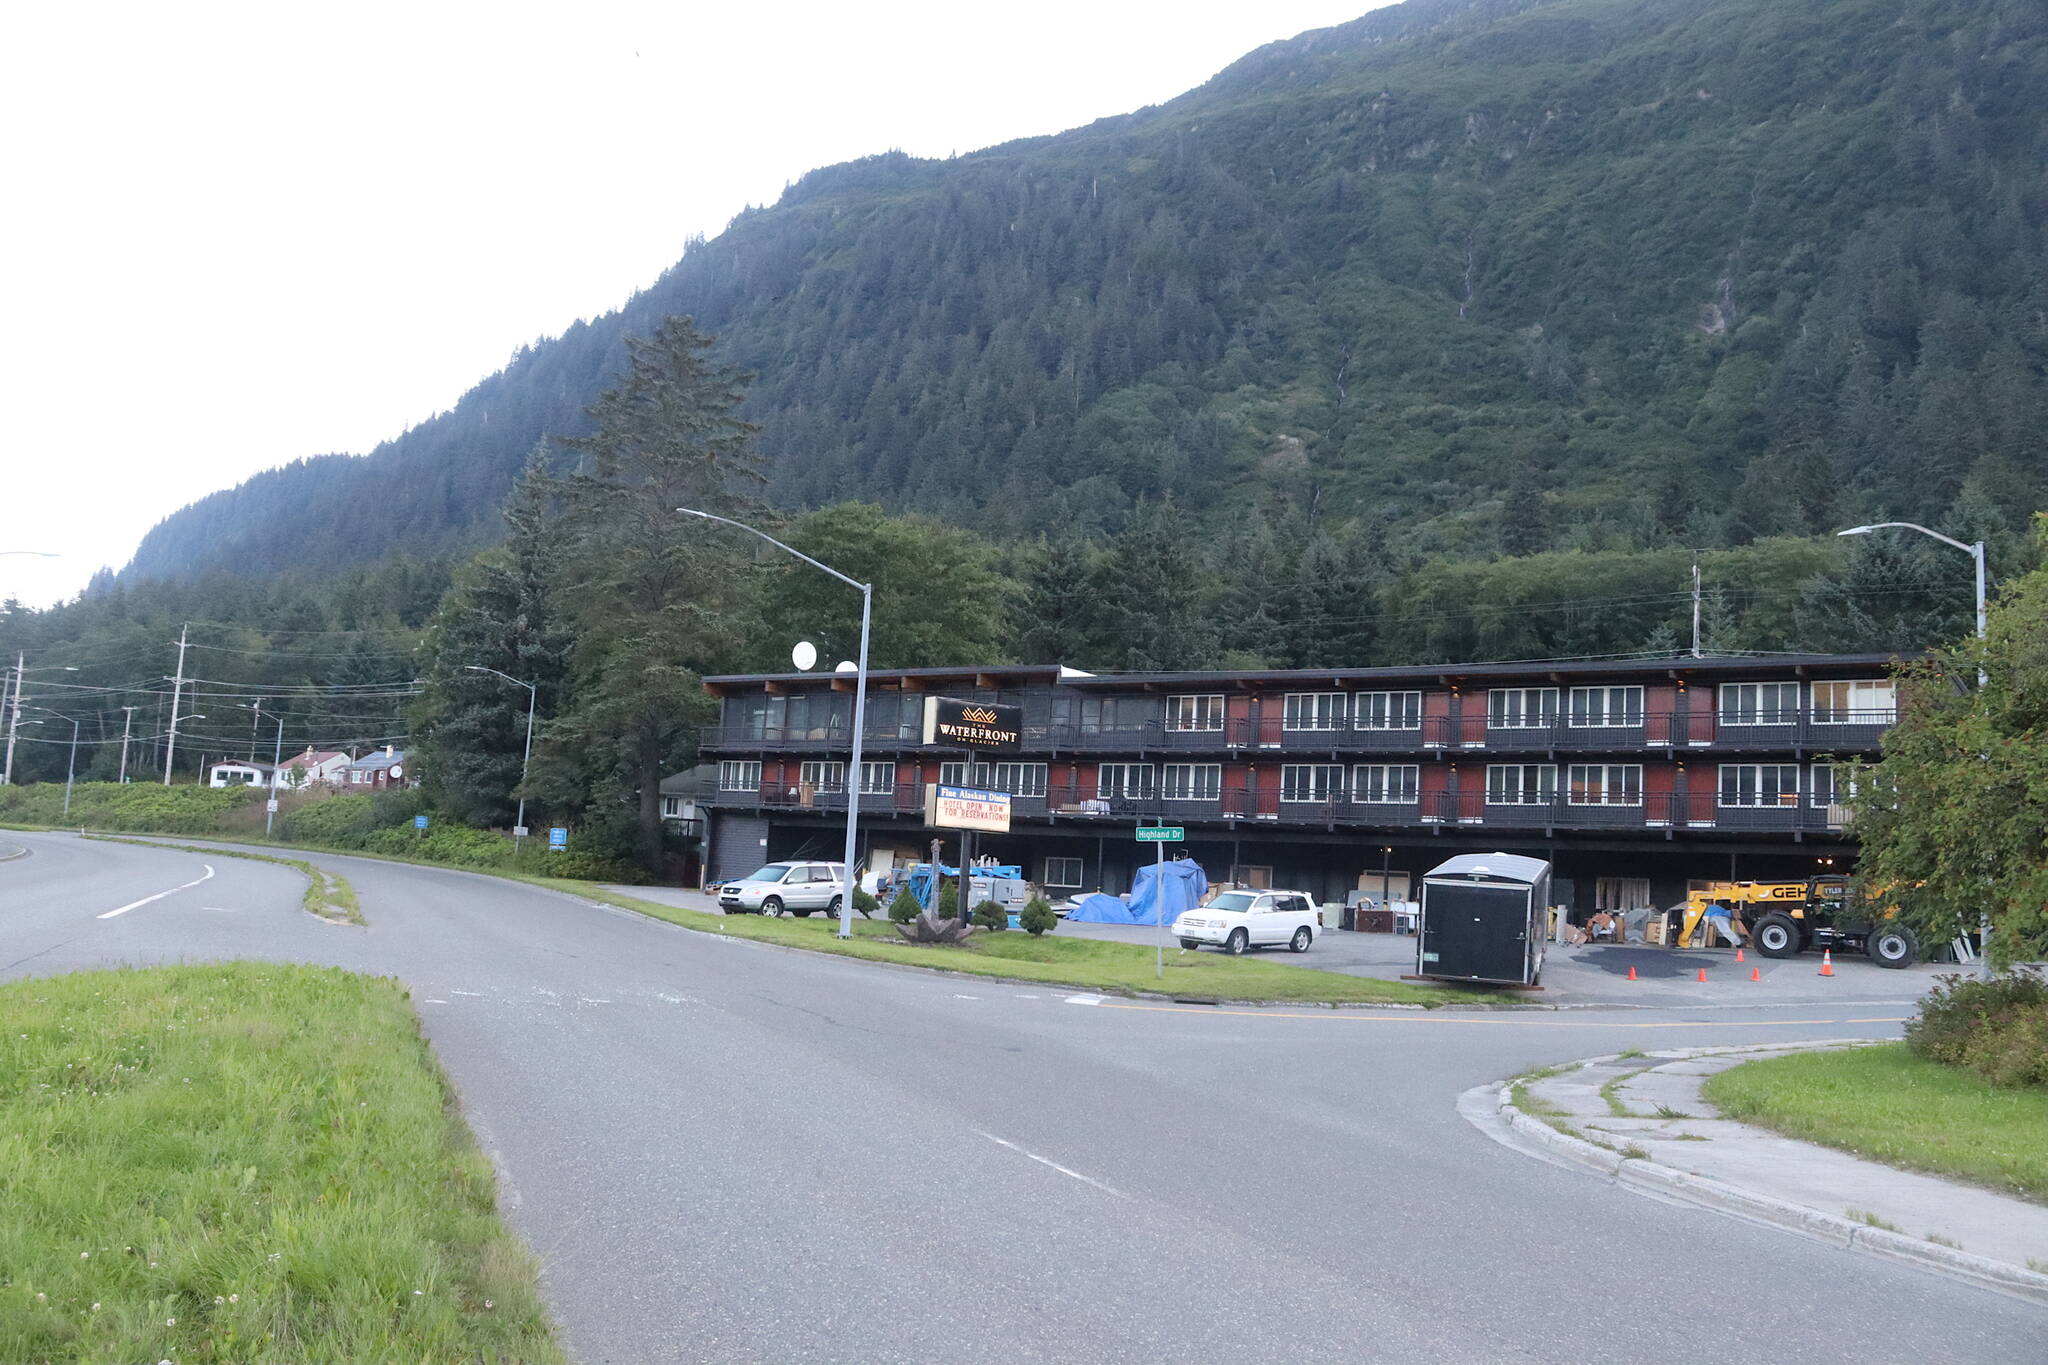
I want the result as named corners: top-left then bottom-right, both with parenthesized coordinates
top-left (275, 748), bottom-right (353, 789)
top-left (207, 760), bottom-right (274, 789)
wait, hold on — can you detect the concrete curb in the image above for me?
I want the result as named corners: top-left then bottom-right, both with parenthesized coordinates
top-left (0, 841), bottom-right (27, 862)
top-left (1484, 1046), bottom-right (2048, 1308)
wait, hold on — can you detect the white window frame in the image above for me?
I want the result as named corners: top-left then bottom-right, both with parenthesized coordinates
top-left (1487, 688), bottom-right (1559, 729)
top-left (1718, 763), bottom-right (1801, 808)
top-left (1161, 763), bottom-right (1221, 801)
top-left (799, 761), bottom-right (846, 793)
top-left (1718, 682), bottom-right (1800, 726)
top-left (718, 760), bottom-right (762, 792)
top-left (990, 762), bottom-right (1047, 798)
top-left (1282, 692), bottom-right (1344, 731)
top-left (1280, 764), bottom-right (1344, 803)
top-left (1568, 685), bottom-right (1644, 728)
top-left (1165, 694), bottom-right (1225, 732)
top-left (1352, 764), bottom-right (1420, 803)
top-left (1810, 679), bottom-right (1896, 725)
top-left (859, 761), bottom-right (895, 796)
top-left (1809, 763), bottom-right (1858, 809)
top-left (1566, 763), bottom-right (1642, 806)
top-left (1485, 764), bottom-right (1557, 805)
top-left (1353, 691), bottom-right (1422, 731)
top-left (939, 761), bottom-right (991, 787)
top-left (1044, 856), bottom-right (1084, 889)
top-left (1096, 763), bottom-right (1154, 799)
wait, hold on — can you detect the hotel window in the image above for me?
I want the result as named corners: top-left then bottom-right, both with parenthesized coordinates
top-left (939, 761), bottom-right (991, 787)
top-left (1097, 764), bottom-right (1154, 799)
top-left (990, 762), bottom-right (1048, 798)
top-left (859, 761), bottom-right (895, 796)
top-left (1165, 694), bottom-right (1225, 732)
top-left (1810, 764), bottom-right (1858, 809)
top-left (1718, 764), bottom-right (1800, 808)
top-left (1280, 764), bottom-right (1344, 803)
top-left (1594, 877), bottom-right (1652, 911)
top-left (1485, 764), bottom-right (1557, 805)
top-left (1567, 764), bottom-right (1642, 806)
top-left (1353, 764), bottom-right (1420, 803)
top-left (1044, 856), bottom-right (1084, 889)
top-left (1353, 690), bottom-right (1422, 730)
top-left (718, 760), bottom-right (762, 791)
top-left (1488, 688), bottom-right (1559, 729)
top-left (1161, 764), bottom-right (1221, 801)
top-left (1718, 682), bottom-right (1800, 726)
top-left (1810, 679), bottom-right (1896, 724)
top-left (1568, 685), bottom-right (1644, 728)
top-left (1282, 692), bottom-right (1344, 731)
top-left (798, 761), bottom-right (845, 793)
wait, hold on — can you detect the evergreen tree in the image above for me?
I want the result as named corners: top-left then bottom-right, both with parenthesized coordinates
top-left (1013, 538), bottom-right (1111, 666)
top-left (1099, 497), bottom-right (1216, 671)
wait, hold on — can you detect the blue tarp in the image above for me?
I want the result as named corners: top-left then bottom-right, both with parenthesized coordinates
top-left (1064, 859), bottom-right (1210, 926)
top-left (906, 863), bottom-right (1024, 911)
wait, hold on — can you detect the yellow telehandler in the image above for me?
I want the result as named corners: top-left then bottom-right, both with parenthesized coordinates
top-left (1678, 879), bottom-right (1918, 967)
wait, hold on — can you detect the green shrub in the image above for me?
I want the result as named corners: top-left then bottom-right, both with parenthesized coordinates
top-left (277, 793), bottom-right (384, 846)
top-left (0, 781), bottom-right (260, 834)
top-left (1020, 896), bottom-right (1057, 936)
top-left (971, 898), bottom-right (1008, 932)
top-left (887, 886), bottom-right (920, 924)
top-left (853, 887), bottom-right (880, 917)
top-left (1905, 967), bottom-right (2048, 1089)
top-left (935, 880), bottom-right (959, 920)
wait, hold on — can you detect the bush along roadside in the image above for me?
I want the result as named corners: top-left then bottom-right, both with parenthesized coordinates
top-left (85, 835), bottom-right (363, 926)
top-left (1904, 966), bottom-right (2048, 1090)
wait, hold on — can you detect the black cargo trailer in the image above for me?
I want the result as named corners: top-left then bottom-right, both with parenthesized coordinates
top-left (1416, 853), bottom-right (1551, 987)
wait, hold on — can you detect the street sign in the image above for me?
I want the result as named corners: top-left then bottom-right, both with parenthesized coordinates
top-left (414, 814), bottom-right (429, 830)
top-left (548, 827), bottom-right (568, 850)
top-left (265, 799), bottom-right (279, 813)
top-left (925, 784), bottom-right (1012, 832)
top-left (1134, 826), bottom-right (1184, 842)
top-left (512, 825), bottom-right (529, 838)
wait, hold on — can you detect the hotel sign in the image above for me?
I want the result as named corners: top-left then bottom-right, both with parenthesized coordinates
top-left (925, 784), bottom-right (1012, 833)
top-left (923, 696), bottom-right (1022, 750)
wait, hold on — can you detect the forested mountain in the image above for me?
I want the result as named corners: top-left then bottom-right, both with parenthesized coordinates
top-left (125, 0), bottom-right (2048, 584)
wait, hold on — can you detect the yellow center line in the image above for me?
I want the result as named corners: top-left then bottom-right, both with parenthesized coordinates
top-left (1093, 1002), bottom-right (1908, 1028)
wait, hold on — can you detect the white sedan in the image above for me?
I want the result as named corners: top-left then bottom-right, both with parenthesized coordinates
top-left (1173, 890), bottom-right (1320, 955)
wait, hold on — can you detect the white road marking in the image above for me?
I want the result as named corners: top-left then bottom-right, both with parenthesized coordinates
top-left (974, 1131), bottom-right (1127, 1199)
top-left (578, 997), bottom-right (611, 1005)
top-left (1064, 994), bottom-right (1104, 1006)
top-left (450, 989), bottom-right (485, 997)
top-left (1013, 993), bottom-right (1040, 999)
top-left (424, 998), bottom-right (449, 1005)
top-left (97, 865), bottom-right (215, 919)
top-left (952, 993), bottom-right (980, 1000)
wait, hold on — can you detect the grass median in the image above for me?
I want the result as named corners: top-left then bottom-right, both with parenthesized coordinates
top-left (0, 963), bottom-right (561, 1364)
top-left (1702, 1043), bottom-right (2048, 1203)
top-left (552, 883), bottom-right (1457, 1005)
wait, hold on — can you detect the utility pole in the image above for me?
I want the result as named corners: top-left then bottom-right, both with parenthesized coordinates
top-left (162, 623), bottom-right (189, 786)
top-left (1690, 558), bottom-right (1703, 658)
top-left (2, 652), bottom-right (20, 785)
top-left (118, 705), bottom-right (138, 783)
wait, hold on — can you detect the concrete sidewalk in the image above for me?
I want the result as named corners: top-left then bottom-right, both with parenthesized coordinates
top-left (1484, 1043), bottom-right (2048, 1304)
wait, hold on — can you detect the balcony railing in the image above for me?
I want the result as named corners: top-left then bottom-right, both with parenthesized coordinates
top-left (702, 781), bottom-right (1855, 835)
top-left (700, 708), bottom-right (1895, 755)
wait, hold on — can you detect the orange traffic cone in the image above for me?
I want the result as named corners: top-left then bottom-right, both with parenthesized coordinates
top-left (1819, 950), bottom-right (1834, 977)
top-left (1696, 967), bottom-right (1708, 983)
top-left (1750, 966), bottom-right (1761, 982)
top-left (1627, 965), bottom-right (1637, 981)
top-left (1736, 947), bottom-right (1745, 963)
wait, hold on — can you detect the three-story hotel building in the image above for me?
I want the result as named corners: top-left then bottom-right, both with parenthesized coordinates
top-left (698, 654), bottom-right (1899, 917)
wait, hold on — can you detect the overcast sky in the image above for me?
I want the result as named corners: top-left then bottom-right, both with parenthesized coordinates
top-left (0, 1), bottom-right (1385, 608)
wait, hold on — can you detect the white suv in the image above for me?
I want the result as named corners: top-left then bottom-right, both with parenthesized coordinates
top-left (1173, 889), bottom-right (1320, 955)
top-left (718, 861), bottom-right (847, 916)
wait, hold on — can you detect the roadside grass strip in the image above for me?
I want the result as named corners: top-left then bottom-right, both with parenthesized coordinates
top-left (1702, 1043), bottom-right (2048, 1204)
top-left (0, 964), bottom-right (561, 1364)
top-left (85, 834), bottom-right (363, 925)
top-left (559, 883), bottom-right (1457, 1005)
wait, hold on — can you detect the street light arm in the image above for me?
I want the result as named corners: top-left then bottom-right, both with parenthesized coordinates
top-left (465, 664), bottom-right (536, 693)
top-left (676, 508), bottom-right (871, 593)
top-left (1837, 521), bottom-right (1975, 555)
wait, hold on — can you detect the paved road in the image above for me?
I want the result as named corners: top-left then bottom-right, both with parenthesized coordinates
top-left (4, 831), bottom-right (2041, 1363)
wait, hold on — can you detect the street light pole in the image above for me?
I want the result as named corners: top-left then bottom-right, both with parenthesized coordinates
top-left (242, 704), bottom-right (287, 836)
top-left (465, 665), bottom-right (538, 852)
top-left (4, 659), bottom-right (79, 785)
top-left (679, 507), bottom-right (872, 940)
top-left (118, 706), bottom-right (138, 783)
top-left (1837, 521), bottom-right (1993, 975)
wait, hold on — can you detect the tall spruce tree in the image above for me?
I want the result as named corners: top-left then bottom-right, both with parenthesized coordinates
top-left (1100, 497), bottom-right (1216, 671)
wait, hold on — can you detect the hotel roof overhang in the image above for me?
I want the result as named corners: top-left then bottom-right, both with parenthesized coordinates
top-left (702, 653), bottom-right (1912, 696)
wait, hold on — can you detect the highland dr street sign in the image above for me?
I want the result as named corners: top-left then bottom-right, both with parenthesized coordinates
top-left (1135, 826), bottom-right (1184, 842)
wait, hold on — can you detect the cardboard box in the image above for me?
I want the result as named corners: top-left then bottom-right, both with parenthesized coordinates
top-left (1643, 917), bottom-right (1669, 947)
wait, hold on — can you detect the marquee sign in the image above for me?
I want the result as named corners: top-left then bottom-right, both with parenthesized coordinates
top-left (925, 784), bottom-right (1012, 833)
top-left (922, 696), bottom-right (1022, 750)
